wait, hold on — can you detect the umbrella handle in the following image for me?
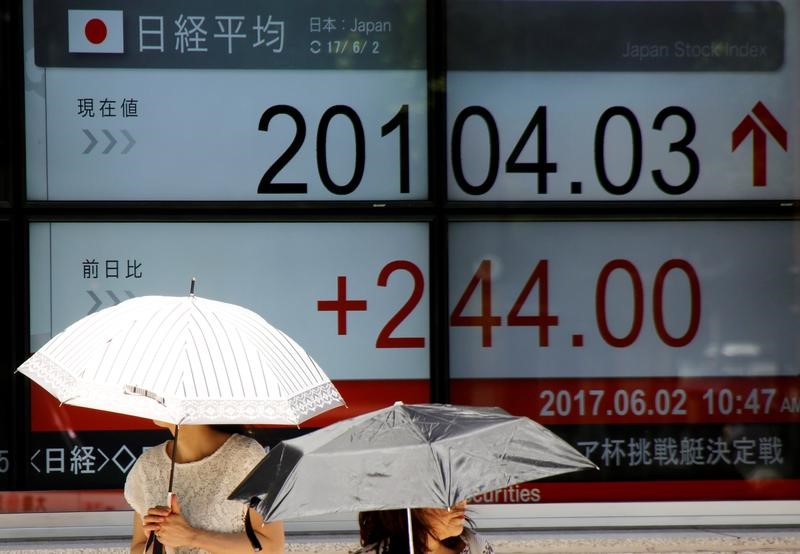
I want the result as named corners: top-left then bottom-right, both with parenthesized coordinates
top-left (244, 509), bottom-right (262, 552)
top-left (406, 508), bottom-right (414, 554)
top-left (143, 531), bottom-right (163, 554)
top-left (147, 423), bottom-right (179, 554)
top-left (168, 425), bottom-right (180, 493)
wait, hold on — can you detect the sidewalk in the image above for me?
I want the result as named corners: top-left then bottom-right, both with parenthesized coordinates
top-left (282, 527), bottom-right (800, 553)
top-left (1, 527), bottom-right (799, 553)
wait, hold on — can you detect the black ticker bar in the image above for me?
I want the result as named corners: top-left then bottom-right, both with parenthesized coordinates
top-left (545, 422), bottom-right (799, 483)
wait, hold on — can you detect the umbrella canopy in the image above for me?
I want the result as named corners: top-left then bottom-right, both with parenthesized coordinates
top-left (229, 402), bottom-right (596, 522)
top-left (17, 293), bottom-right (344, 425)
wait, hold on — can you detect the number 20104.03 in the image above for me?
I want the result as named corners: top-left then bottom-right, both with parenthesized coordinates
top-left (451, 105), bottom-right (698, 196)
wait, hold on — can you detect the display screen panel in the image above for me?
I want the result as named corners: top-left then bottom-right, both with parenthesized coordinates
top-left (0, 222), bottom-right (12, 494)
top-left (449, 220), bottom-right (800, 502)
top-left (0, 1), bottom-right (11, 204)
top-left (23, 0), bottom-right (427, 201)
top-left (26, 221), bottom-right (429, 492)
top-left (446, 0), bottom-right (800, 202)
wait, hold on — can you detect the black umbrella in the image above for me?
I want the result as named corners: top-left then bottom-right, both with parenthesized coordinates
top-left (230, 402), bottom-right (596, 523)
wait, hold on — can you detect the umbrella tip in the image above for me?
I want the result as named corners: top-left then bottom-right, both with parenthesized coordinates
top-left (189, 277), bottom-right (196, 296)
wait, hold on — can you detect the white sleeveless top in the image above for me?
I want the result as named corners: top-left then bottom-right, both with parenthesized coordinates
top-left (124, 433), bottom-right (267, 554)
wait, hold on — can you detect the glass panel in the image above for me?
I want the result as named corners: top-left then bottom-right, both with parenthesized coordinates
top-left (23, 221), bottom-right (429, 504)
top-left (446, 0), bottom-right (799, 202)
top-left (0, 1), bottom-right (12, 202)
top-left (449, 219), bottom-right (800, 503)
top-left (0, 222), bottom-right (12, 493)
top-left (23, 0), bottom-right (428, 201)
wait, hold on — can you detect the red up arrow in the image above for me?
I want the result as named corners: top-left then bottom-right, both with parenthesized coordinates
top-left (732, 101), bottom-right (788, 187)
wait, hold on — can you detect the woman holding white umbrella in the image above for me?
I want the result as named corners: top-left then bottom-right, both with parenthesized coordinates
top-left (126, 422), bottom-right (284, 554)
top-left (17, 286), bottom-right (345, 553)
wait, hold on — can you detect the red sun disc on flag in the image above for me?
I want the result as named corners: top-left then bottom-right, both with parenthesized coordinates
top-left (84, 18), bottom-right (108, 45)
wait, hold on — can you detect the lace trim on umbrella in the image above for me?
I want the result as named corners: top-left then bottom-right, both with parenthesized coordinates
top-left (179, 381), bottom-right (345, 424)
top-left (17, 353), bottom-right (79, 402)
top-left (20, 353), bottom-right (344, 425)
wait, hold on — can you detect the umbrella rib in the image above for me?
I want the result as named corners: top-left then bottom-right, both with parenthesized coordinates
top-left (145, 301), bottom-right (194, 392)
top-left (183, 349), bottom-right (200, 398)
top-left (188, 319), bottom-right (221, 397)
top-left (275, 332), bottom-right (326, 384)
top-left (269, 352), bottom-right (304, 394)
top-left (246, 330), bottom-right (305, 395)
top-left (236, 327), bottom-right (259, 397)
top-left (192, 308), bottom-right (233, 396)
top-left (423, 433), bottom-right (449, 506)
top-left (273, 335), bottom-right (324, 391)
top-left (48, 302), bottom-right (117, 365)
top-left (103, 319), bottom-right (141, 385)
top-left (229, 309), bottom-right (318, 390)
top-left (238, 326), bottom-right (301, 391)
top-left (160, 339), bottom-right (188, 399)
top-left (82, 334), bottom-right (112, 382)
top-left (128, 300), bottom-right (186, 389)
top-left (54, 310), bottom-right (114, 383)
top-left (257, 350), bottom-right (275, 399)
top-left (285, 336), bottom-right (326, 386)
top-left (198, 311), bottom-right (227, 395)
top-left (218, 310), bottom-right (274, 397)
top-left (447, 421), bottom-right (516, 498)
top-left (211, 312), bottom-right (246, 396)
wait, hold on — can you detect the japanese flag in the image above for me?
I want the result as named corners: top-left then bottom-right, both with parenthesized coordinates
top-left (68, 10), bottom-right (124, 53)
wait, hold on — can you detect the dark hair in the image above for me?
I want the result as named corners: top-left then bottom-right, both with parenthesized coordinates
top-left (208, 424), bottom-right (255, 437)
top-left (358, 509), bottom-right (468, 554)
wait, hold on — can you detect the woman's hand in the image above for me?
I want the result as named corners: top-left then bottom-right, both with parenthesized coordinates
top-left (141, 503), bottom-right (171, 540)
top-left (151, 494), bottom-right (198, 548)
top-left (135, 494), bottom-right (285, 553)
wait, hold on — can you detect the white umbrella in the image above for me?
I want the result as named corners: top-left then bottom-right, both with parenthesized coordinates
top-left (18, 282), bottom-right (345, 554)
top-left (17, 285), bottom-right (344, 425)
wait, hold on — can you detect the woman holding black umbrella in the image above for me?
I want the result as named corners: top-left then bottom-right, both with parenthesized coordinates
top-left (356, 500), bottom-right (494, 554)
